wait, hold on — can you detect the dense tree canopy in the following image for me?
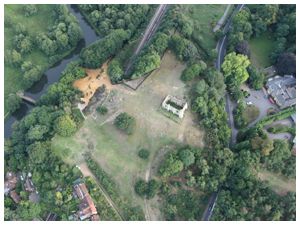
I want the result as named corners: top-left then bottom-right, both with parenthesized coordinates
top-left (222, 52), bottom-right (250, 100)
top-left (80, 29), bottom-right (129, 68)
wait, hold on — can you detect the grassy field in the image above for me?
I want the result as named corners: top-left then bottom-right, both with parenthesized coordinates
top-left (179, 4), bottom-right (228, 53)
top-left (52, 51), bottom-right (205, 218)
top-left (249, 32), bottom-right (276, 69)
top-left (257, 169), bottom-right (296, 196)
top-left (4, 5), bottom-right (77, 114)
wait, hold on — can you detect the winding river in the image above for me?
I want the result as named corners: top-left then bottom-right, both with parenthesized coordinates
top-left (4, 5), bottom-right (99, 138)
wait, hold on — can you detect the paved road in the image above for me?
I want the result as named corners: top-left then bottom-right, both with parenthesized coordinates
top-left (202, 4), bottom-right (245, 221)
top-left (213, 4), bottom-right (232, 32)
top-left (124, 4), bottom-right (168, 75)
top-left (202, 192), bottom-right (218, 221)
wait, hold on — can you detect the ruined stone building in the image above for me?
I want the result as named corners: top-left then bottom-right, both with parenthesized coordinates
top-left (162, 95), bottom-right (188, 119)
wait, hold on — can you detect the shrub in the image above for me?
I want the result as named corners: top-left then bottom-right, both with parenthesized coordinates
top-left (7, 93), bottom-right (22, 113)
top-left (138, 149), bottom-right (150, 160)
top-left (114, 112), bottom-right (136, 135)
top-left (96, 105), bottom-right (108, 115)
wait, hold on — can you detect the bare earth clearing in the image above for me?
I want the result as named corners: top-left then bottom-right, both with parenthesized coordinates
top-left (52, 51), bottom-right (205, 219)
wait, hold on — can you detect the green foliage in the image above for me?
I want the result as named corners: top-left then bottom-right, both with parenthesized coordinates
top-left (80, 29), bottom-right (129, 68)
top-left (234, 102), bottom-right (260, 128)
top-left (6, 93), bottom-right (22, 113)
top-left (96, 105), bottom-right (108, 115)
top-left (131, 51), bottom-right (161, 79)
top-left (222, 52), bottom-right (250, 100)
top-left (129, 32), bottom-right (169, 79)
top-left (163, 189), bottom-right (204, 220)
top-left (159, 153), bottom-right (184, 177)
top-left (39, 62), bottom-right (86, 108)
top-left (54, 114), bottom-right (77, 137)
top-left (275, 52), bottom-right (296, 76)
top-left (23, 5), bottom-right (38, 17)
top-left (251, 135), bottom-right (274, 156)
top-left (85, 154), bottom-right (145, 220)
top-left (169, 34), bottom-right (198, 62)
top-left (108, 60), bottom-right (124, 83)
top-left (78, 4), bottom-right (151, 37)
top-left (134, 179), bottom-right (160, 199)
top-left (114, 112), bottom-right (136, 135)
top-left (138, 149), bottom-right (150, 160)
top-left (181, 61), bottom-right (206, 81)
top-left (191, 68), bottom-right (230, 148)
top-left (267, 124), bottom-right (295, 136)
top-left (85, 177), bottom-right (121, 220)
top-left (178, 149), bottom-right (195, 167)
top-left (228, 8), bottom-right (253, 50)
top-left (247, 65), bottom-right (265, 90)
top-left (5, 5), bottom-right (82, 114)
top-left (257, 106), bottom-right (295, 127)
top-left (264, 139), bottom-right (292, 174)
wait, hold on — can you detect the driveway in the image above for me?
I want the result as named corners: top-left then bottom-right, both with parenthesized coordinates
top-left (241, 85), bottom-right (278, 126)
top-left (264, 118), bottom-right (294, 141)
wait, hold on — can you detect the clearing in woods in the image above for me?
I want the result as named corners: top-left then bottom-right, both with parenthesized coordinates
top-left (52, 51), bottom-right (205, 219)
top-left (257, 169), bottom-right (296, 196)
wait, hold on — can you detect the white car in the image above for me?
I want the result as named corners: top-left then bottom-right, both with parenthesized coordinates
top-left (246, 101), bottom-right (253, 105)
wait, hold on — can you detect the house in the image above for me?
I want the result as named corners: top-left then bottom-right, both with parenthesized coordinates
top-left (162, 95), bottom-right (188, 119)
top-left (266, 75), bottom-right (296, 109)
top-left (73, 182), bottom-right (99, 220)
top-left (10, 190), bottom-right (21, 204)
top-left (4, 172), bottom-right (18, 195)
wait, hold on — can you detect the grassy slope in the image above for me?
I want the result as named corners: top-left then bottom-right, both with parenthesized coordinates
top-left (249, 32), bottom-right (276, 69)
top-left (4, 5), bottom-right (77, 114)
top-left (179, 4), bottom-right (228, 51)
top-left (257, 169), bottom-right (295, 195)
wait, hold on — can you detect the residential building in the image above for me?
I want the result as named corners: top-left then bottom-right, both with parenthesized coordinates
top-left (73, 182), bottom-right (99, 220)
top-left (266, 75), bottom-right (296, 109)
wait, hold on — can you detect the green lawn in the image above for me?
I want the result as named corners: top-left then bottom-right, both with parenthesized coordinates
top-left (179, 4), bottom-right (228, 53)
top-left (4, 5), bottom-right (77, 114)
top-left (249, 32), bottom-right (276, 69)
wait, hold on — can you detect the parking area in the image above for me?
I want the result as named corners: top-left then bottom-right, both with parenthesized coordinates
top-left (241, 84), bottom-right (278, 126)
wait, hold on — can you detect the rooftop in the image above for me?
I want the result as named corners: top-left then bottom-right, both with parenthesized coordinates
top-left (266, 75), bottom-right (296, 109)
top-left (74, 182), bottom-right (99, 220)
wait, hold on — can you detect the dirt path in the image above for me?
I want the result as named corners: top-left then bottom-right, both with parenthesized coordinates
top-left (78, 162), bottom-right (124, 220)
top-left (143, 145), bottom-right (173, 220)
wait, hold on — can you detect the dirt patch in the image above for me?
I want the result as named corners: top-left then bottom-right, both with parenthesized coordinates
top-left (73, 62), bottom-right (114, 107)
